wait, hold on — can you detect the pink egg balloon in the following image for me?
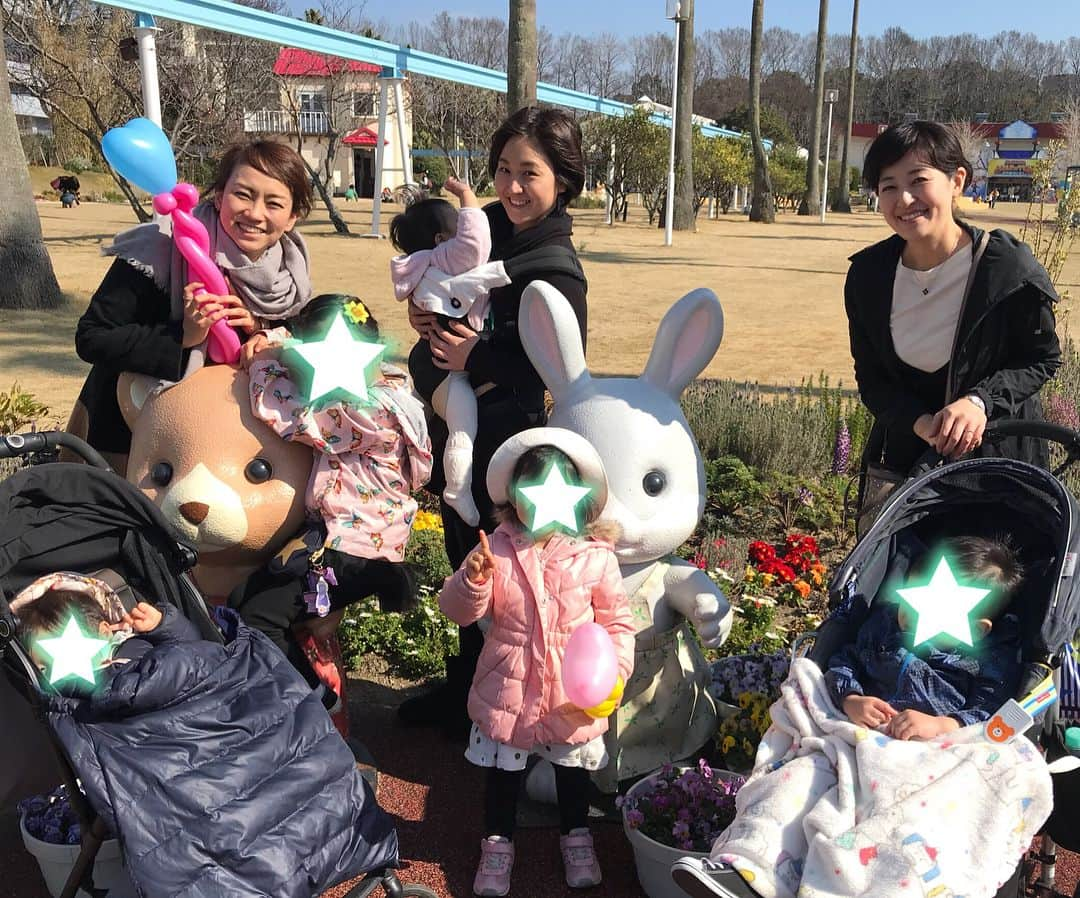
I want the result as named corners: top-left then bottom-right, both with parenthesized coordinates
top-left (562, 622), bottom-right (618, 709)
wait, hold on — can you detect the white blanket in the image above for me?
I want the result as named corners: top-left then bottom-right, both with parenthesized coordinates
top-left (710, 658), bottom-right (1053, 898)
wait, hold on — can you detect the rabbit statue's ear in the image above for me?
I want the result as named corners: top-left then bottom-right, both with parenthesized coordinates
top-left (520, 280), bottom-right (590, 401)
top-left (642, 288), bottom-right (724, 398)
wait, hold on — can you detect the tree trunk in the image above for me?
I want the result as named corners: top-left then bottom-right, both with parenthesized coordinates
top-left (799, 0), bottom-right (828, 216)
top-left (833, 0), bottom-right (859, 213)
top-left (0, 39), bottom-right (63, 310)
top-left (748, 0), bottom-right (774, 223)
top-left (673, 0), bottom-right (696, 231)
top-left (507, 0), bottom-right (537, 114)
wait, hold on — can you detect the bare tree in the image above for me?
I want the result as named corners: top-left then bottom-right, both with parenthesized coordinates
top-left (629, 33), bottom-right (674, 100)
top-left (798, 0), bottom-right (827, 217)
top-left (748, 0), bottom-right (774, 223)
top-left (507, 0), bottom-right (537, 113)
top-left (0, 35), bottom-right (63, 309)
top-left (673, 0), bottom-right (695, 231)
top-left (832, 0), bottom-right (858, 213)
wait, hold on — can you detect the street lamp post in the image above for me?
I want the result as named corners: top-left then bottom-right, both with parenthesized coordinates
top-left (820, 88), bottom-right (839, 223)
top-left (663, 0), bottom-right (685, 247)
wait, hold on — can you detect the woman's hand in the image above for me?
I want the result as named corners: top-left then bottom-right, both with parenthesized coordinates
top-left (430, 319), bottom-right (480, 371)
top-left (182, 282), bottom-right (213, 348)
top-left (928, 397), bottom-right (988, 459)
top-left (465, 529), bottom-right (496, 584)
top-left (913, 413), bottom-right (937, 445)
top-left (407, 303), bottom-right (439, 340)
top-left (183, 282), bottom-right (258, 346)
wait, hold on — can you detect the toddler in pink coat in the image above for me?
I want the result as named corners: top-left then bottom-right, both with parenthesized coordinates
top-left (389, 177), bottom-right (511, 528)
top-left (439, 427), bottom-right (635, 897)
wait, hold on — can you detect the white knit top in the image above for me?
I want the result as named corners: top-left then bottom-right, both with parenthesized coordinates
top-left (890, 249), bottom-right (973, 373)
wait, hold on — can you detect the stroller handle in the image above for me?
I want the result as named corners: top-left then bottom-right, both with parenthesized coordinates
top-left (0, 431), bottom-right (111, 470)
top-left (983, 419), bottom-right (1080, 453)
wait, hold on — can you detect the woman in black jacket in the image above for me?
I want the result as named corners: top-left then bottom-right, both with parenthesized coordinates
top-left (399, 106), bottom-right (588, 733)
top-left (70, 141), bottom-right (315, 474)
top-left (846, 121), bottom-right (1060, 482)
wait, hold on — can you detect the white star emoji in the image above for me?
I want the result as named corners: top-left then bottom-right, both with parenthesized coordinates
top-left (516, 463), bottom-right (593, 534)
top-left (290, 312), bottom-right (385, 406)
top-left (896, 556), bottom-right (992, 647)
top-left (35, 615), bottom-right (111, 687)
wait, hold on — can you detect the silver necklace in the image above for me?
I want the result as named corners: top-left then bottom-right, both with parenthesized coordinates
top-left (907, 234), bottom-right (964, 296)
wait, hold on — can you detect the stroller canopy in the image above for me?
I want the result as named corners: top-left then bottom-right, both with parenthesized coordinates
top-left (0, 463), bottom-right (217, 641)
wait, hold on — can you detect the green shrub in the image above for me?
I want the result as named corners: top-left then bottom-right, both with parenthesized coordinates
top-left (682, 376), bottom-right (871, 477)
top-left (0, 383), bottom-right (48, 436)
top-left (406, 522), bottom-right (453, 592)
top-left (338, 589), bottom-right (458, 679)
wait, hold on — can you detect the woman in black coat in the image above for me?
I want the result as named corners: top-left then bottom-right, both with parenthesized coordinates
top-left (846, 121), bottom-right (1060, 481)
top-left (399, 106), bottom-right (588, 733)
top-left (70, 141), bottom-right (315, 474)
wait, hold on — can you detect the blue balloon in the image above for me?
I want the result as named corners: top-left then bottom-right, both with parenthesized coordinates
top-left (101, 118), bottom-right (177, 196)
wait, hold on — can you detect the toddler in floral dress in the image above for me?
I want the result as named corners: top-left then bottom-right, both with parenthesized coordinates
top-left (230, 294), bottom-right (433, 692)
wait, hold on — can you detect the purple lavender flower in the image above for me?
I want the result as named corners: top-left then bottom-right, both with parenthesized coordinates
top-left (626, 808), bottom-right (645, 828)
top-left (832, 421), bottom-right (852, 475)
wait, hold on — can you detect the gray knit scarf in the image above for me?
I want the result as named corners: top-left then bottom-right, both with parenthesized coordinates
top-left (105, 201), bottom-right (313, 323)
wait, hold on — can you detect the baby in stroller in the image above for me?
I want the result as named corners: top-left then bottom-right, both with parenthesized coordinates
top-left (672, 533), bottom-right (1053, 898)
top-left (13, 571), bottom-right (200, 693)
top-left (828, 534), bottom-right (1023, 742)
top-left (0, 453), bottom-right (420, 898)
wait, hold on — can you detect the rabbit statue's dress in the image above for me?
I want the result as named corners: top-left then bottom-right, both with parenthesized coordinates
top-left (595, 559), bottom-right (718, 792)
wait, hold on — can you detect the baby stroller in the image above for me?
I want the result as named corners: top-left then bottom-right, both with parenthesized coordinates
top-left (0, 431), bottom-right (436, 898)
top-left (802, 420), bottom-right (1080, 898)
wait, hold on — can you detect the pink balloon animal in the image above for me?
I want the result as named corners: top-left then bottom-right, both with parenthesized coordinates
top-left (153, 183), bottom-right (242, 365)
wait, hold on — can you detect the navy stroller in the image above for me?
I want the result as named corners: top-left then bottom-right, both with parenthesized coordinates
top-left (807, 420), bottom-right (1080, 898)
top-left (0, 431), bottom-right (436, 898)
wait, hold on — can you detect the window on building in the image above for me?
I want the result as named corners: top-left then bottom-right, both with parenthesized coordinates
top-left (297, 90), bottom-right (326, 113)
top-left (353, 91), bottom-right (376, 117)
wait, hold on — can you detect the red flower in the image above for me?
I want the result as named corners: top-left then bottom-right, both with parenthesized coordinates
top-left (748, 541), bottom-right (776, 564)
top-left (758, 558), bottom-right (796, 582)
top-left (690, 552), bottom-right (707, 570)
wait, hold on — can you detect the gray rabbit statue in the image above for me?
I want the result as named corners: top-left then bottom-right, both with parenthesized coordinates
top-left (519, 281), bottom-right (733, 795)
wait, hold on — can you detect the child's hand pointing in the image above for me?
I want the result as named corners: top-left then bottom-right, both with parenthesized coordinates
top-left (466, 530), bottom-right (496, 584)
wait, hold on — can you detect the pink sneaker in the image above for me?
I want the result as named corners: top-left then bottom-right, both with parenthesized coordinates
top-left (473, 836), bottom-right (514, 896)
top-left (560, 828), bottom-right (602, 888)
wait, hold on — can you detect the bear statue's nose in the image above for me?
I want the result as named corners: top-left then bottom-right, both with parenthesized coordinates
top-left (179, 502), bottom-right (210, 525)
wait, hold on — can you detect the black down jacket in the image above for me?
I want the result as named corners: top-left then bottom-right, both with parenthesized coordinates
top-left (46, 610), bottom-right (398, 897)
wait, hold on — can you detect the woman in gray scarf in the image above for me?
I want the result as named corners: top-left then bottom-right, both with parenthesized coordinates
top-left (70, 141), bottom-right (315, 475)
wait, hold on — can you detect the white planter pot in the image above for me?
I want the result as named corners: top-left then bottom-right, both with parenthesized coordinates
top-left (622, 769), bottom-right (741, 898)
top-left (19, 816), bottom-right (136, 898)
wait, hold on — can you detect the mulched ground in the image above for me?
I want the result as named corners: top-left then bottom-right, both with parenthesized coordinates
top-left (4, 665), bottom-right (1079, 898)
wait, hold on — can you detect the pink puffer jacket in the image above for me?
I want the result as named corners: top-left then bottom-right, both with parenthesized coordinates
top-left (439, 523), bottom-right (635, 750)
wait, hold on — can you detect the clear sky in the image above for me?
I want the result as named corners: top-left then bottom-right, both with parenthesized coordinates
top-left (360, 0), bottom-right (1067, 42)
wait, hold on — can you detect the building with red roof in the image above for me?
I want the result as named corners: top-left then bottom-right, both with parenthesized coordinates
top-left (243, 47), bottom-right (410, 200)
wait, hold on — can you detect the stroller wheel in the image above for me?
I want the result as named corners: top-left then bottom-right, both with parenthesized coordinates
top-left (397, 886), bottom-right (438, 898)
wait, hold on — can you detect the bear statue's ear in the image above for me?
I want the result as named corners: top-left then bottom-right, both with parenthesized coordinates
top-left (642, 288), bottom-right (724, 400)
top-left (116, 372), bottom-right (162, 430)
top-left (519, 280), bottom-right (590, 403)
